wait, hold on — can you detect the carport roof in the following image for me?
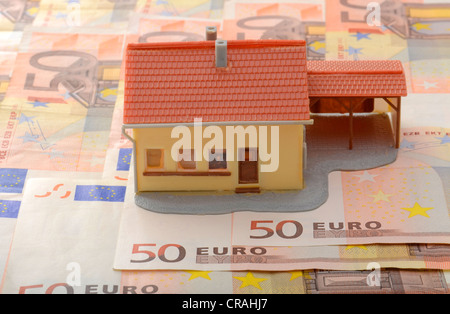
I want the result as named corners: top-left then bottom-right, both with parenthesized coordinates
top-left (307, 60), bottom-right (408, 98)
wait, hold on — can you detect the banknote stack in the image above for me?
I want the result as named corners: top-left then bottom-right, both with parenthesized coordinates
top-left (0, 0), bottom-right (449, 295)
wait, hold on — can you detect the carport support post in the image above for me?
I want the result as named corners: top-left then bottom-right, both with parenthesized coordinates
top-left (349, 100), bottom-right (354, 150)
top-left (383, 96), bottom-right (402, 149)
top-left (348, 98), bottom-right (367, 150)
top-left (396, 97), bottom-right (401, 149)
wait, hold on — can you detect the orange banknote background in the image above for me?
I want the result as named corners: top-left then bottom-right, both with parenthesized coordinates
top-left (0, 0), bottom-right (449, 294)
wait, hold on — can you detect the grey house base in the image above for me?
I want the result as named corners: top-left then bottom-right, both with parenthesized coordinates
top-left (135, 113), bottom-right (398, 214)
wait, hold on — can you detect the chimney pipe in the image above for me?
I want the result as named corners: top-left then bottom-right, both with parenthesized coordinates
top-left (206, 26), bottom-right (217, 41)
top-left (215, 39), bottom-right (227, 68)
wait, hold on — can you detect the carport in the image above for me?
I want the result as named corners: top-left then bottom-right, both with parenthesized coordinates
top-left (306, 60), bottom-right (407, 149)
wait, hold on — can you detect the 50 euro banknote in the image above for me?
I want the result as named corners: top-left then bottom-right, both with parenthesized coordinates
top-left (0, 26), bottom-right (125, 172)
top-left (113, 180), bottom-right (450, 271)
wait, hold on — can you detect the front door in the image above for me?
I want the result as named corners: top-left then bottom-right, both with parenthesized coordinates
top-left (238, 148), bottom-right (258, 184)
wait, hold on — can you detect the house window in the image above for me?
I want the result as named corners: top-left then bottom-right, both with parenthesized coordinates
top-left (209, 149), bottom-right (227, 170)
top-left (178, 149), bottom-right (196, 170)
top-left (146, 149), bottom-right (164, 169)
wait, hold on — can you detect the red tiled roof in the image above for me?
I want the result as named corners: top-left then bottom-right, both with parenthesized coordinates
top-left (307, 60), bottom-right (407, 97)
top-left (123, 40), bottom-right (310, 125)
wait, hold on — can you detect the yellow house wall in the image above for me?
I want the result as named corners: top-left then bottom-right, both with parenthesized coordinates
top-left (133, 124), bottom-right (304, 192)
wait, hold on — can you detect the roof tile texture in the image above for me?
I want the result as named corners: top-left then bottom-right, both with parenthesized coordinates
top-left (307, 60), bottom-right (407, 97)
top-left (124, 40), bottom-right (310, 124)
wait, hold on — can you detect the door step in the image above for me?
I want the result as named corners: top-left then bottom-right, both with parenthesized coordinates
top-left (235, 187), bottom-right (261, 194)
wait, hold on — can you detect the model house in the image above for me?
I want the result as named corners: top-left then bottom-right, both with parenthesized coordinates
top-left (122, 30), bottom-right (407, 197)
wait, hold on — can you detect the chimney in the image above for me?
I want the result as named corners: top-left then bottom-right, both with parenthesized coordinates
top-left (215, 39), bottom-right (227, 68)
top-left (206, 26), bottom-right (217, 41)
top-left (206, 26), bottom-right (227, 68)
